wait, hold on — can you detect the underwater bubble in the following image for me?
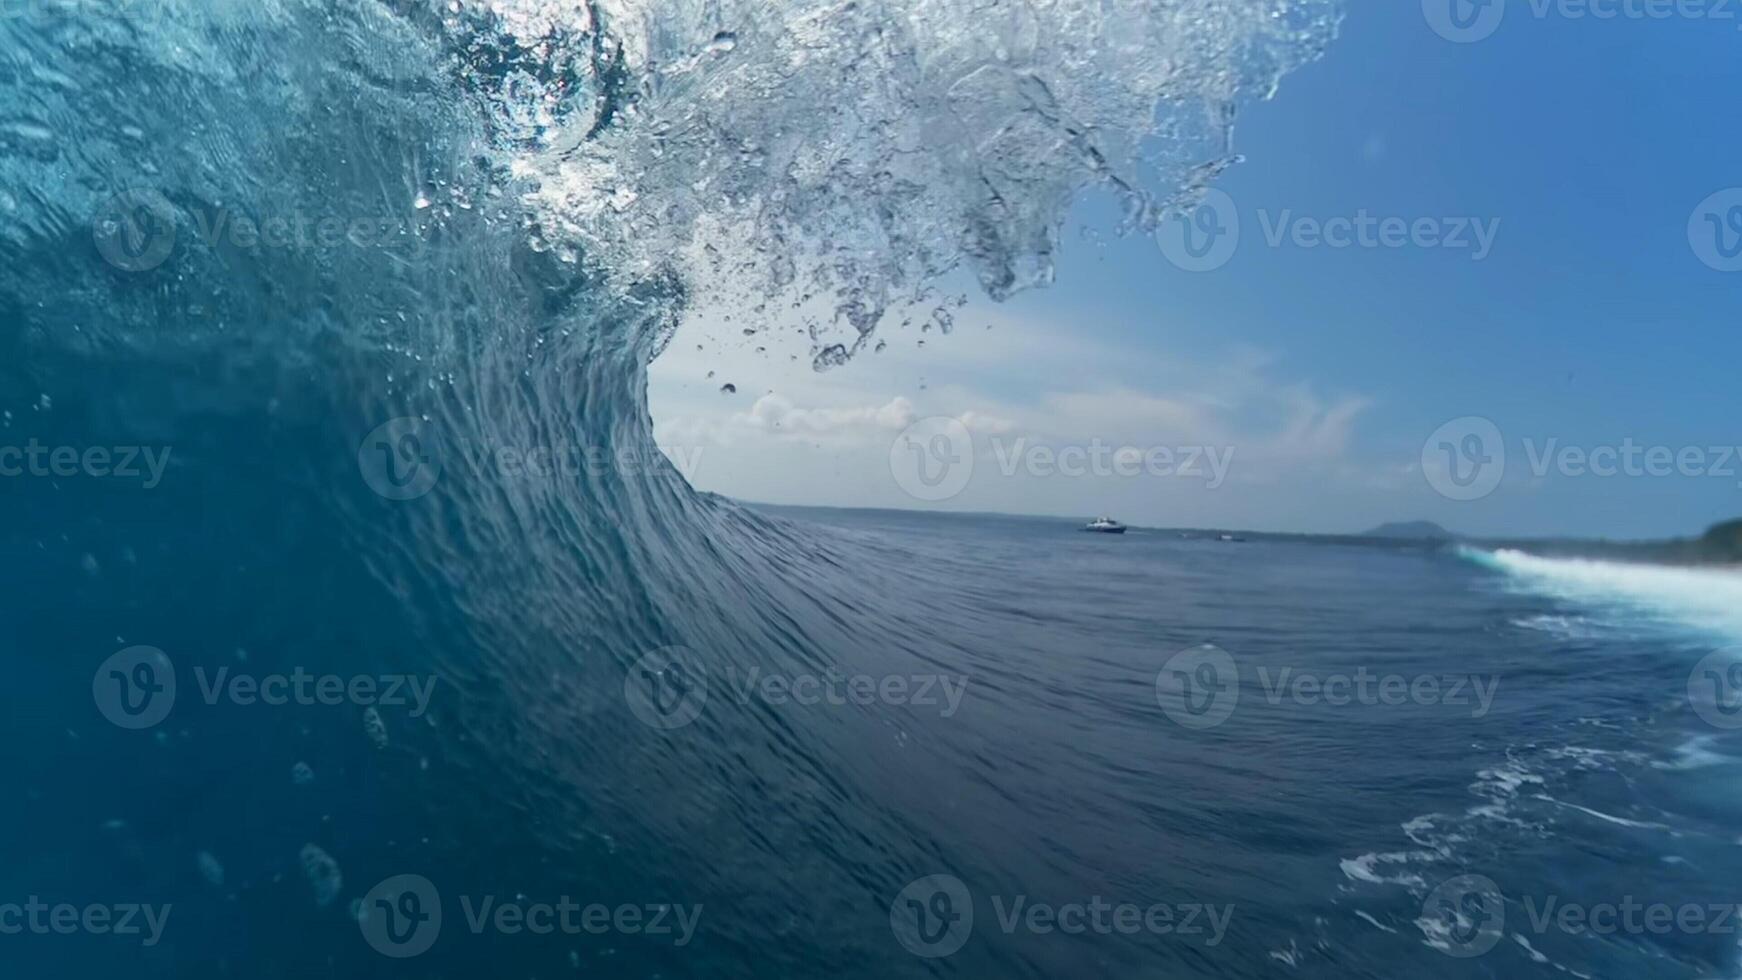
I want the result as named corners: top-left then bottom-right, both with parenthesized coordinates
top-left (196, 850), bottom-right (225, 887)
top-left (362, 707), bottom-right (388, 748)
top-left (298, 844), bottom-right (342, 907)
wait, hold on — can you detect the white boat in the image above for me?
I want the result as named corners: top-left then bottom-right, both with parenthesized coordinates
top-left (1083, 517), bottom-right (1127, 534)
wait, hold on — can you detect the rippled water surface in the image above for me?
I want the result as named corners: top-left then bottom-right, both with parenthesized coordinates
top-left (10, 499), bottom-right (1742, 977)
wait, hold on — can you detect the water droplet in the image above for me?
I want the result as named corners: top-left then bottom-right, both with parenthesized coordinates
top-left (196, 851), bottom-right (225, 886)
top-left (299, 844), bottom-right (342, 907)
top-left (362, 707), bottom-right (388, 748)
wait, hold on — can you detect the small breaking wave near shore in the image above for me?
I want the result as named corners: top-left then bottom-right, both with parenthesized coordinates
top-left (1460, 547), bottom-right (1742, 643)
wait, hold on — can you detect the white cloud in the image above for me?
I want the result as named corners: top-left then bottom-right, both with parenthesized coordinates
top-left (739, 393), bottom-right (915, 439)
top-left (647, 301), bottom-right (1393, 529)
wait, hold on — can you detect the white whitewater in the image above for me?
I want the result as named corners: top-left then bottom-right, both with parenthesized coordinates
top-left (1467, 547), bottom-right (1742, 643)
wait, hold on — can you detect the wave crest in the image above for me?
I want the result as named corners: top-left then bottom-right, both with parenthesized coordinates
top-left (492, 0), bottom-right (1341, 365)
top-left (1463, 547), bottom-right (1742, 642)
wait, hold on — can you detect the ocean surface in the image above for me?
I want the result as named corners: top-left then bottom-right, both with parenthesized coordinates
top-left (4, 0), bottom-right (1741, 976)
top-left (10, 497), bottom-right (1742, 978)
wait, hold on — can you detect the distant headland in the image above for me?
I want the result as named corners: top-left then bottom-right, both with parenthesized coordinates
top-left (1362, 520), bottom-right (1455, 541)
top-left (1360, 518), bottom-right (1742, 565)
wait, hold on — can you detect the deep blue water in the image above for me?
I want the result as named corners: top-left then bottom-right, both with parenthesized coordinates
top-left (8, 494), bottom-right (1742, 978)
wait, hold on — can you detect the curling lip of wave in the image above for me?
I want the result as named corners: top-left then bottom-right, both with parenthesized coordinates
top-left (494, 0), bottom-right (1344, 367)
top-left (1462, 547), bottom-right (1742, 642)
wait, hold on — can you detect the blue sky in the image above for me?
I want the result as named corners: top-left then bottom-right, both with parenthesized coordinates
top-left (651, 1), bottom-right (1742, 539)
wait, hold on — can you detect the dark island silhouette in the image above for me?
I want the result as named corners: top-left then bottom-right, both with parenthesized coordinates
top-left (1363, 520), bottom-right (1455, 541)
top-left (1359, 518), bottom-right (1742, 566)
